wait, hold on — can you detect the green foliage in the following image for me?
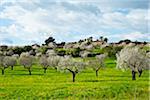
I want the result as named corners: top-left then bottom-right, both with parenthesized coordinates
top-left (55, 48), bottom-right (66, 56)
top-left (45, 37), bottom-right (55, 45)
top-left (24, 46), bottom-right (32, 52)
top-left (102, 46), bottom-right (123, 58)
top-left (13, 47), bottom-right (25, 55)
top-left (38, 47), bottom-right (48, 54)
top-left (55, 48), bottom-right (81, 57)
top-left (142, 46), bottom-right (150, 52)
top-left (70, 48), bottom-right (81, 57)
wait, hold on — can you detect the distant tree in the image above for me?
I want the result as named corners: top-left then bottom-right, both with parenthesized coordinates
top-left (29, 49), bottom-right (36, 56)
top-left (38, 46), bottom-right (48, 54)
top-left (119, 39), bottom-right (131, 44)
top-left (0, 45), bottom-right (8, 51)
top-left (46, 50), bottom-right (57, 57)
top-left (80, 50), bottom-right (90, 58)
top-left (39, 55), bottom-right (49, 73)
top-left (47, 55), bottom-right (61, 71)
top-left (100, 36), bottom-right (103, 41)
top-left (116, 46), bottom-right (150, 80)
top-left (13, 47), bottom-right (24, 55)
top-left (45, 37), bottom-right (55, 45)
top-left (19, 53), bottom-right (34, 75)
top-left (60, 42), bottom-right (65, 46)
top-left (78, 40), bottom-right (84, 44)
top-left (104, 38), bottom-right (108, 43)
top-left (6, 50), bottom-right (14, 56)
top-left (24, 46), bottom-right (32, 52)
top-left (58, 56), bottom-right (86, 82)
top-left (71, 48), bottom-right (81, 57)
top-left (87, 37), bottom-right (93, 42)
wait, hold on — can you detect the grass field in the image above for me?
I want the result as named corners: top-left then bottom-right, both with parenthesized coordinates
top-left (0, 58), bottom-right (149, 100)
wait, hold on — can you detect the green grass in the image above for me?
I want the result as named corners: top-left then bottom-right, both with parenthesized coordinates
top-left (0, 59), bottom-right (149, 100)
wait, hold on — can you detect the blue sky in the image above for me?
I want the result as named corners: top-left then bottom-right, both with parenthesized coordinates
top-left (0, 0), bottom-right (149, 45)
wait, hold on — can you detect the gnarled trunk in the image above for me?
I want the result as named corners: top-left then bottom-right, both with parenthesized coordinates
top-left (95, 67), bottom-right (100, 77)
top-left (28, 68), bottom-right (31, 75)
top-left (67, 68), bottom-right (77, 82)
top-left (132, 70), bottom-right (136, 80)
top-left (96, 70), bottom-right (98, 77)
top-left (11, 66), bottom-right (13, 70)
top-left (44, 68), bottom-right (47, 73)
top-left (2, 69), bottom-right (4, 75)
top-left (72, 72), bottom-right (76, 82)
top-left (138, 69), bottom-right (142, 77)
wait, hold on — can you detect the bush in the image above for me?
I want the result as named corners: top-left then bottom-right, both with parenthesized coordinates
top-left (13, 47), bottom-right (25, 55)
top-left (102, 46), bottom-right (123, 58)
top-left (55, 48), bottom-right (66, 56)
top-left (38, 46), bottom-right (48, 54)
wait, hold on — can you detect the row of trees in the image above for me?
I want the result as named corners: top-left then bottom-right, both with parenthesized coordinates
top-left (0, 52), bottom-right (106, 82)
top-left (0, 46), bottom-right (149, 81)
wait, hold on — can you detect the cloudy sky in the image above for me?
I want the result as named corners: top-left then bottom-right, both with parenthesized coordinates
top-left (0, 0), bottom-right (149, 45)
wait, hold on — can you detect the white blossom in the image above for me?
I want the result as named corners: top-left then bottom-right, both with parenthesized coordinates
top-left (80, 51), bottom-right (90, 58)
top-left (19, 53), bottom-right (34, 75)
top-left (116, 46), bottom-right (150, 80)
top-left (47, 55), bottom-right (61, 70)
top-left (3, 56), bottom-right (17, 70)
top-left (89, 54), bottom-right (106, 77)
top-left (46, 50), bottom-right (57, 56)
top-left (58, 57), bottom-right (86, 82)
top-left (39, 55), bottom-right (49, 73)
top-left (0, 56), bottom-right (10, 74)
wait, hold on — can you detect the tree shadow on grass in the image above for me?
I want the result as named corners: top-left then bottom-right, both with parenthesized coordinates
top-left (12, 73), bottom-right (44, 76)
top-left (103, 75), bottom-right (131, 78)
top-left (82, 79), bottom-right (131, 82)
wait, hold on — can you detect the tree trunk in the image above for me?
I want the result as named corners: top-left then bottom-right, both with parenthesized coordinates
top-left (138, 69), bottom-right (142, 77)
top-left (72, 72), bottom-right (76, 82)
top-left (28, 69), bottom-right (31, 75)
top-left (132, 70), bottom-right (136, 80)
top-left (67, 68), bottom-right (76, 82)
top-left (11, 66), bottom-right (13, 70)
top-left (2, 69), bottom-right (4, 75)
top-left (44, 68), bottom-right (47, 73)
top-left (96, 70), bottom-right (99, 77)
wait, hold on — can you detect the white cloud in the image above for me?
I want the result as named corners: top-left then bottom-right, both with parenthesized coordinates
top-left (0, 0), bottom-right (149, 45)
top-left (108, 32), bottom-right (150, 41)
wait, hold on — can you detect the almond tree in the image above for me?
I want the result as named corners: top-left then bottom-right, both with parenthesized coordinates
top-left (0, 56), bottom-right (9, 75)
top-left (19, 52), bottom-right (34, 75)
top-left (116, 46), bottom-right (150, 80)
top-left (47, 55), bottom-right (61, 71)
top-left (58, 56), bottom-right (86, 82)
top-left (89, 54), bottom-right (106, 77)
top-left (39, 55), bottom-right (49, 73)
top-left (3, 56), bottom-right (17, 70)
